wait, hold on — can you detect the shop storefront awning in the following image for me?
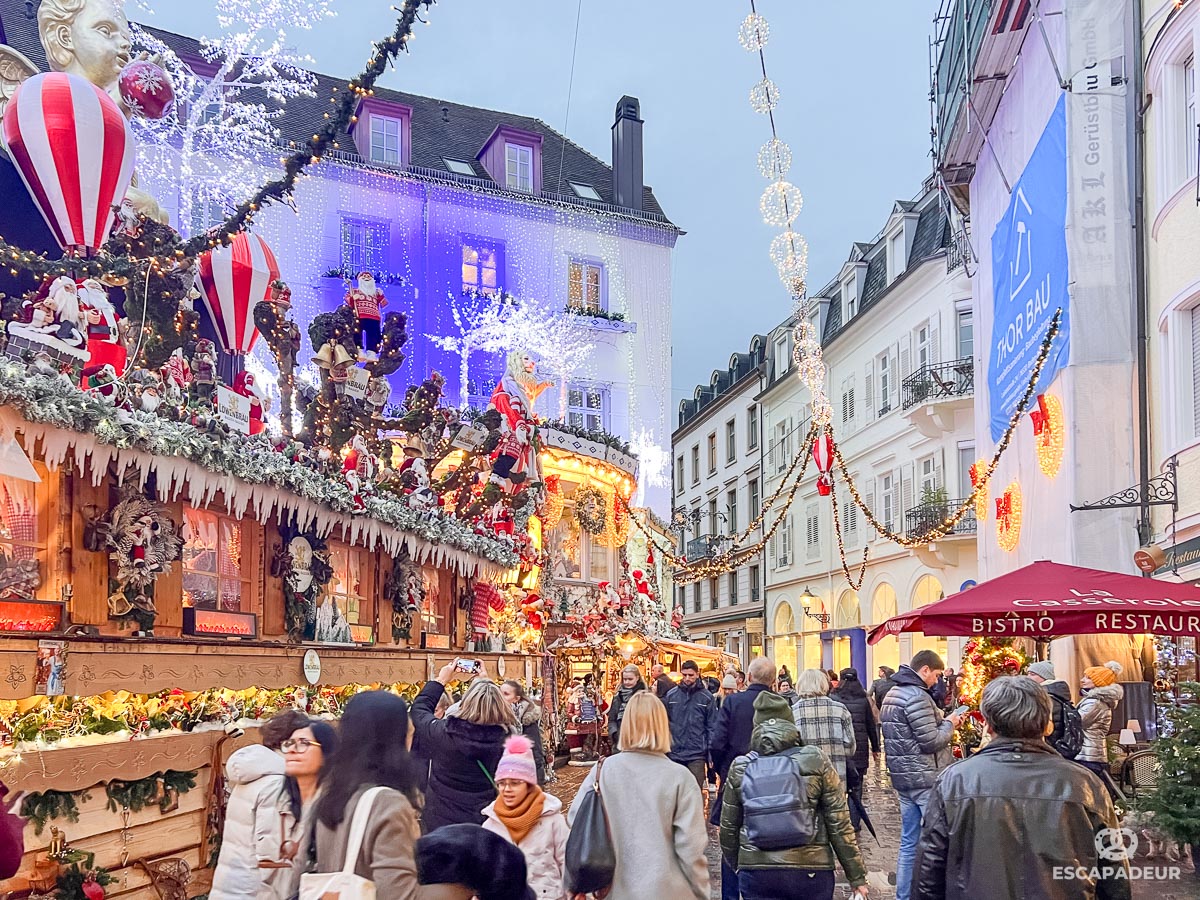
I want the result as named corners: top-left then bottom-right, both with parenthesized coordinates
top-left (867, 560), bottom-right (1200, 644)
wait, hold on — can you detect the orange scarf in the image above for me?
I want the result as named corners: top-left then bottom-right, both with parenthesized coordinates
top-left (493, 786), bottom-right (545, 845)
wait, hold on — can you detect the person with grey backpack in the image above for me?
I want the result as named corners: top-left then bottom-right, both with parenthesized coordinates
top-left (719, 691), bottom-right (869, 899)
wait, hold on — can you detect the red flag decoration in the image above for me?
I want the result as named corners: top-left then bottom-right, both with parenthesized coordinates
top-left (1, 73), bottom-right (134, 256)
top-left (812, 433), bottom-right (834, 496)
top-left (196, 232), bottom-right (279, 355)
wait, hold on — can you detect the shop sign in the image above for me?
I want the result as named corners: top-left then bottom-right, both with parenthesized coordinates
top-left (421, 632), bottom-right (450, 650)
top-left (216, 385), bottom-right (251, 434)
top-left (302, 649), bottom-right (322, 684)
top-left (1154, 536), bottom-right (1200, 577)
top-left (0, 599), bottom-right (63, 633)
top-left (344, 367), bottom-right (371, 401)
top-left (183, 607), bottom-right (257, 638)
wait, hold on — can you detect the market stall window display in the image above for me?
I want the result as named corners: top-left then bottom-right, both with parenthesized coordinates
top-left (181, 506), bottom-right (252, 612)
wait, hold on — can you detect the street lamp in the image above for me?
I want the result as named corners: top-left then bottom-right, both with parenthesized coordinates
top-left (800, 587), bottom-right (830, 625)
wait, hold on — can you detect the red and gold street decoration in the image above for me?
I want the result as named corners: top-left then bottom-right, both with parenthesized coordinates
top-left (995, 481), bottom-right (1023, 552)
top-left (969, 459), bottom-right (989, 521)
top-left (1030, 392), bottom-right (1064, 477)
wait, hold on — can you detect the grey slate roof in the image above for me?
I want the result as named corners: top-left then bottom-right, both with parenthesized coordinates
top-left (817, 192), bottom-right (950, 345)
top-left (677, 334), bottom-right (766, 432)
top-left (0, 1), bottom-right (674, 225)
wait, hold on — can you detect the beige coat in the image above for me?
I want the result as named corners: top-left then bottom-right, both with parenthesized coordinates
top-left (314, 786), bottom-right (423, 899)
top-left (482, 792), bottom-right (569, 900)
top-left (568, 751), bottom-right (709, 900)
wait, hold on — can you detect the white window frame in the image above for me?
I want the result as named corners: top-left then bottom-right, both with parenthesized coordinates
top-left (958, 442), bottom-right (976, 500)
top-left (341, 217), bottom-right (388, 275)
top-left (505, 143), bottom-right (533, 192)
top-left (779, 514), bottom-right (793, 567)
top-left (566, 383), bottom-right (608, 432)
top-left (707, 433), bottom-right (718, 474)
top-left (878, 354), bottom-right (891, 415)
top-left (568, 259), bottom-right (605, 313)
top-left (747, 406), bottom-right (759, 449)
top-left (1187, 55), bottom-right (1197, 180)
top-left (774, 335), bottom-right (790, 379)
top-left (842, 279), bottom-right (858, 321)
top-left (728, 570), bottom-right (739, 606)
top-left (748, 478), bottom-right (760, 521)
top-left (749, 565), bottom-right (761, 601)
top-left (888, 231), bottom-right (906, 282)
top-left (676, 456), bottom-right (685, 493)
top-left (369, 115), bottom-right (402, 166)
top-left (879, 473), bottom-right (896, 532)
top-left (1160, 288), bottom-right (1200, 454)
top-left (957, 309), bottom-right (974, 360)
top-left (726, 488), bottom-right (738, 533)
top-left (916, 324), bottom-right (930, 371)
top-left (691, 446), bottom-right (700, 485)
top-left (919, 454), bottom-right (940, 495)
top-left (726, 419), bottom-right (737, 463)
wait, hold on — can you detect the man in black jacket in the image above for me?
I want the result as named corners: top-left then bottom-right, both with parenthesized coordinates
top-left (651, 662), bottom-right (675, 699)
top-left (912, 676), bottom-right (1129, 900)
top-left (881, 651), bottom-right (962, 900)
top-left (870, 665), bottom-right (896, 710)
top-left (664, 659), bottom-right (717, 790)
top-left (1028, 660), bottom-right (1073, 752)
top-left (708, 656), bottom-right (776, 900)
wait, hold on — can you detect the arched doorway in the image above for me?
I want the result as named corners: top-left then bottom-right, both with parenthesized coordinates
top-left (910, 574), bottom-right (948, 664)
top-left (871, 583), bottom-right (900, 673)
top-left (773, 601), bottom-right (798, 677)
top-left (831, 590), bottom-right (860, 672)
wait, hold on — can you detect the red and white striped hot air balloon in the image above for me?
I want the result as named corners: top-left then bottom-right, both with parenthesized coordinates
top-left (2, 72), bottom-right (135, 257)
top-left (196, 232), bottom-right (280, 355)
top-left (812, 433), bottom-right (835, 497)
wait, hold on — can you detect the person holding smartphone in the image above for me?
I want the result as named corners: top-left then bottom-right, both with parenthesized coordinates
top-left (411, 660), bottom-right (516, 833)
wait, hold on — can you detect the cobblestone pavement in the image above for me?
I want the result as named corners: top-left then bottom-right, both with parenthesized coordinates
top-left (547, 757), bottom-right (1200, 899)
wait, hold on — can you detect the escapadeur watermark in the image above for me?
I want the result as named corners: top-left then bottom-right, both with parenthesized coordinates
top-left (1053, 828), bottom-right (1182, 882)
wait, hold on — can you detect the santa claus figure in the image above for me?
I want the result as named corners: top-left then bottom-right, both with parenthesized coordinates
top-left (129, 514), bottom-right (159, 569)
top-left (232, 371), bottom-right (268, 435)
top-left (78, 279), bottom-right (127, 375)
top-left (81, 363), bottom-right (122, 401)
top-left (344, 272), bottom-right (387, 362)
top-left (487, 350), bottom-right (551, 491)
top-left (160, 348), bottom-right (192, 404)
top-left (22, 276), bottom-right (87, 349)
top-left (343, 435), bottom-right (377, 512)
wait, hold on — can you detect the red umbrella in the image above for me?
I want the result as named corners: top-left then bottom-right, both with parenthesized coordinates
top-left (867, 560), bottom-right (1200, 644)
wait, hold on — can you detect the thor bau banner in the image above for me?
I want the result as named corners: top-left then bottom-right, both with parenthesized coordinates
top-left (987, 95), bottom-right (1071, 441)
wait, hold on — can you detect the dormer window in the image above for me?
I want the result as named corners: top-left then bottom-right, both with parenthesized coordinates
top-left (842, 279), bottom-right (858, 321)
top-left (888, 231), bottom-right (907, 280)
top-left (506, 144), bottom-right (533, 192)
top-left (370, 115), bottom-right (402, 166)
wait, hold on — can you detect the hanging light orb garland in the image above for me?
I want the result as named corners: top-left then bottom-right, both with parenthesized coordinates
top-left (760, 182), bottom-right (804, 227)
top-left (738, 13), bottom-right (771, 51)
top-left (758, 138), bottom-right (792, 179)
top-left (749, 78), bottom-right (782, 114)
top-left (769, 231), bottom-right (808, 278)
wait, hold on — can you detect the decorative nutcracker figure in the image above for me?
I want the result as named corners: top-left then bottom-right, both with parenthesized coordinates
top-left (344, 272), bottom-right (387, 362)
top-left (160, 348), bottom-right (192, 405)
top-left (232, 370), bottom-right (268, 435)
top-left (190, 339), bottom-right (218, 405)
top-left (78, 278), bottom-right (127, 375)
top-left (342, 435), bottom-right (377, 512)
top-left (487, 350), bottom-right (551, 491)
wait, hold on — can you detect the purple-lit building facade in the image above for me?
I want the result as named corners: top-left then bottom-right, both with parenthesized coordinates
top-left (0, 9), bottom-right (680, 514)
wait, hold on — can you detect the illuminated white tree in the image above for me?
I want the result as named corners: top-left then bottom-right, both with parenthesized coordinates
top-left (130, 0), bottom-right (335, 235)
top-left (426, 289), bottom-right (520, 408)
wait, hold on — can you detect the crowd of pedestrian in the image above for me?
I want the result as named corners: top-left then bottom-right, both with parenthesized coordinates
top-left (193, 648), bottom-right (1136, 900)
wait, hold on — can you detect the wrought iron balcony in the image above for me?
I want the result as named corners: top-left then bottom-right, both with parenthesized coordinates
top-left (901, 358), bottom-right (974, 410)
top-left (905, 498), bottom-right (977, 539)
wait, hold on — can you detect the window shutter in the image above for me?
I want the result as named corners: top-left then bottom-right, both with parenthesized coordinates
top-left (864, 363), bottom-right (875, 421)
top-left (901, 466), bottom-right (914, 527)
top-left (768, 527), bottom-right (777, 567)
top-left (900, 334), bottom-right (912, 380)
top-left (889, 345), bottom-right (900, 407)
top-left (1192, 307), bottom-right (1200, 438)
top-left (929, 312), bottom-right (941, 366)
top-left (864, 486), bottom-right (875, 541)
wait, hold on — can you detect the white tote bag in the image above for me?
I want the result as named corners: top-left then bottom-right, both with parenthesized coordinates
top-left (299, 786), bottom-right (386, 900)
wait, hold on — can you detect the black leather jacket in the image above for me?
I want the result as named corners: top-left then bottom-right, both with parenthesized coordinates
top-left (912, 739), bottom-right (1131, 900)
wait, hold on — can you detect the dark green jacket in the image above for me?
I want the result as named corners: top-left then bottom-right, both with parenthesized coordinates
top-left (718, 710), bottom-right (867, 887)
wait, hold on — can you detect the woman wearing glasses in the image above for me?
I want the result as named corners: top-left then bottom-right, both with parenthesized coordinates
top-left (274, 720), bottom-right (338, 898)
top-left (211, 710), bottom-right (310, 900)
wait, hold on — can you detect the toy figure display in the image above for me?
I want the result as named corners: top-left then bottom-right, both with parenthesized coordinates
top-left (344, 272), bottom-right (386, 361)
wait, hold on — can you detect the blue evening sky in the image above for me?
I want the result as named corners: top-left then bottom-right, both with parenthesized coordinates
top-left (142, 1), bottom-right (937, 409)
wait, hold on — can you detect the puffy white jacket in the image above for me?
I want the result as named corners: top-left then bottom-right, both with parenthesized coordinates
top-left (209, 744), bottom-right (288, 900)
top-left (482, 792), bottom-right (570, 900)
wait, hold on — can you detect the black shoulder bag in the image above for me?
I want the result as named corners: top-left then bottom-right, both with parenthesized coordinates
top-left (564, 756), bottom-right (616, 896)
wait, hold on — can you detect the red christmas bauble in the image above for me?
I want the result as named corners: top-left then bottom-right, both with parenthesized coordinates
top-left (118, 61), bottom-right (175, 119)
top-left (82, 878), bottom-right (106, 900)
top-left (970, 653), bottom-right (983, 665)
top-left (1003, 658), bottom-right (1020, 671)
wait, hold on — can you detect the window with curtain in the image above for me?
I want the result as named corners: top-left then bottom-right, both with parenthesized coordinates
top-left (462, 240), bottom-right (503, 295)
top-left (568, 260), bottom-right (604, 312)
top-left (0, 478), bottom-right (43, 584)
top-left (326, 542), bottom-right (371, 628)
top-left (182, 507), bottom-right (248, 611)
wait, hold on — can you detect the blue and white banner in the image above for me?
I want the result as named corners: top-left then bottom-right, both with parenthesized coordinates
top-left (987, 95), bottom-right (1071, 442)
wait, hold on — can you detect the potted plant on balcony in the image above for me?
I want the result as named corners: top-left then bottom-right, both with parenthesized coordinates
top-left (911, 377), bottom-right (933, 403)
top-left (920, 485), bottom-right (949, 531)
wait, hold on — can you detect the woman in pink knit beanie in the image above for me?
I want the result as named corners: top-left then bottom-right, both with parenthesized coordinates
top-left (482, 735), bottom-right (570, 899)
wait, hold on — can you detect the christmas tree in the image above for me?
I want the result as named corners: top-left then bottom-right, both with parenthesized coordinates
top-left (1139, 682), bottom-right (1200, 845)
top-left (954, 637), bottom-right (1029, 752)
